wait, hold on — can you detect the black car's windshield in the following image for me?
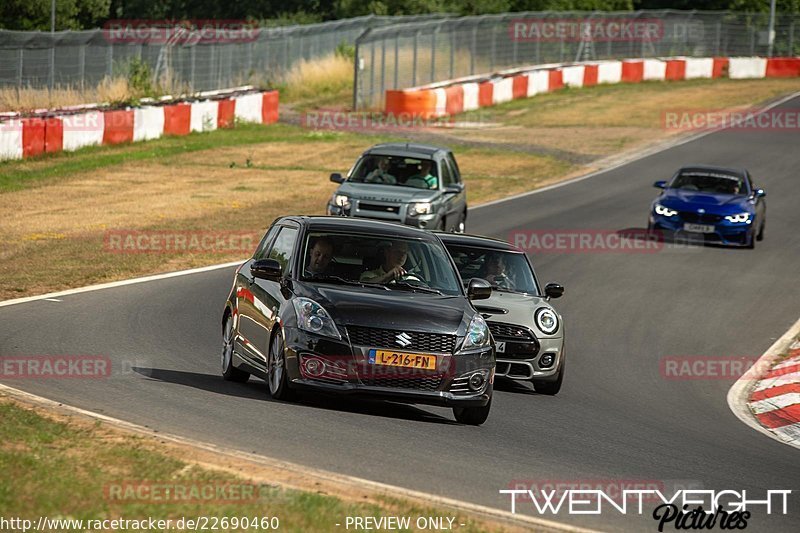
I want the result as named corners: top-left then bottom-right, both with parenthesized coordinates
top-left (445, 244), bottom-right (540, 295)
top-left (300, 232), bottom-right (461, 296)
top-left (670, 171), bottom-right (748, 195)
top-left (347, 155), bottom-right (439, 190)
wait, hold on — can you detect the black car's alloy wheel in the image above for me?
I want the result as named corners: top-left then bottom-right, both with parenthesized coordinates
top-left (453, 398), bottom-right (491, 426)
top-left (267, 330), bottom-right (294, 400)
top-left (221, 316), bottom-right (249, 383)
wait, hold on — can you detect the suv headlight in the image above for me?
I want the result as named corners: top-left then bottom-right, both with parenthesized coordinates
top-left (333, 194), bottom-right (351, 208)
top-left (293, 298), bottom-right (341, 339)
top-left (654, 203), bottom-right (677, 217)
top-left (535, 307), bottom-right (559, 335)
top-left (724, 212), bottom-right (751, 223)
top-left (409, 202), bottom-right (432, 216)
top-left (462, 314), bottom-right (490, 350)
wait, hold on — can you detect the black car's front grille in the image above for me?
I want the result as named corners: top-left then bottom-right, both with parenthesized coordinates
top-left (488, 322), bottom-right (535, 340)
top-left (347, 326), bottom-right (457, 353)
top-left (678, 211), bottom-right (722, 224)
top-left (359, 203), bottom-right (400, 214)
top-left (361, 376), bottom-right (442, 391)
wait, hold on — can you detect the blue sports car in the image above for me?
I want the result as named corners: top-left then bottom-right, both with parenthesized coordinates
top-left (647, 165), bottom-right (767, 248)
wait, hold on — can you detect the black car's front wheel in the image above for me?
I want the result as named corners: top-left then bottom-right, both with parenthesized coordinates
top-left (267, 329), bottom-right (295, 400)
top-left (453, 398), bottom-right (491, 426)
top-left (222, 316), bottom-right (249, 383)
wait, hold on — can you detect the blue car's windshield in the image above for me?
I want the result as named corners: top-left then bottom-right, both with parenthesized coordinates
top-left (670, 172), bottom-right (748, 195)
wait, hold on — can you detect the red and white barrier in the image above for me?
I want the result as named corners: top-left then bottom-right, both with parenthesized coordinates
top-left (384, 56), bottom-right (800, 119)
top-left (0, 89), bottom-right (279, 162)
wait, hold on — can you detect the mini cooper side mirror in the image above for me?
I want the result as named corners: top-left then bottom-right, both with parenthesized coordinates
top-left (544, 283), bottom-right (564, 299)
top-left (754, 189), bottom-right (766, 198)
top-left (467, 278), bottom-right (492, 300)
top-left (251, 259), bottom-right (282, 281)
top-left (330, 173), bottom-right (345, 184)
top-left (653, 180), bottom-right (667, 189)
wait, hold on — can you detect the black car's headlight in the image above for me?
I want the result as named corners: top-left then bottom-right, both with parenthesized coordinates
top-left (292, 298), bottom-right (341, 339)
top-left (535, 307), bottom-right (559, 335)
top-left (462, 314), bottom-right (490, 350)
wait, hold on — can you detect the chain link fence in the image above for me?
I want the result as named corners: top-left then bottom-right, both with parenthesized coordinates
top-left (355, 10), bottom-right (800, 109)
top-left (0, 14), bottom-right (447, 93)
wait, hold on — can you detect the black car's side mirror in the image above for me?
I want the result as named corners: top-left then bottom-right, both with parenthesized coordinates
top-left (330, 173), bottom-right (345, 184)
top-left (653, 180), bottom-right (667, 189)
top-left (251, 259), bottom-right (282, 281)
top-left (544, 283), bottom-right (564, 299)
top-left (754, 189), bottom-right (766, 198)
top-left (467, 278), bottom-right (492, 300)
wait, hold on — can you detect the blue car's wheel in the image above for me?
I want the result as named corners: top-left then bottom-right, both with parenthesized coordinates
top-left (757, 219), bottom-right (765, 241)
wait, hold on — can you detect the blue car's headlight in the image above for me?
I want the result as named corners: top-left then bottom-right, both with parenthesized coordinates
top-left (292, 298), bottom-right (341, 339)
top-left (462, 314), bottom-right (490, 351)
top-left (724, 212), bottom-right (751, 223)
top-left (654, 203), bottom-right (678, 217)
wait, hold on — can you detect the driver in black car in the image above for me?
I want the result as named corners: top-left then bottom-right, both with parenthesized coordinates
top-left (360, 241), bottom-right (412, 284)
top-left (305, 237), bottom-right (335, 277)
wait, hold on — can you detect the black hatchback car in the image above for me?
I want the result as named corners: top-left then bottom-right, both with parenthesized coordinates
top-left (221, 216), bottom-right (495, 425)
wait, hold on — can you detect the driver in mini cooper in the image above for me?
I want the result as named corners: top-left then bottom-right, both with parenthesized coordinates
top-left (360, 241), bottom-right (412, 283)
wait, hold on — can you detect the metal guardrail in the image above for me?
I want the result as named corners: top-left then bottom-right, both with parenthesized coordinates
top-left (354, 10), bottom-right (800, 109)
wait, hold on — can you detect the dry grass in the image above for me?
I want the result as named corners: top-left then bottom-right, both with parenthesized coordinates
top-left (281, 53), bottom-right (354, 109)
top-left (0, 77), bottom-right (137, 113)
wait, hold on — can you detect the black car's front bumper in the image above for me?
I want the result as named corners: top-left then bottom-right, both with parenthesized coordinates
top-left (283, 326), bottom-right (494, 407)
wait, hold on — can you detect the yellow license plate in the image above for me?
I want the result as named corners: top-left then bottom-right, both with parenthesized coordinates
top-left (370, 350), bottom-right (437, 370)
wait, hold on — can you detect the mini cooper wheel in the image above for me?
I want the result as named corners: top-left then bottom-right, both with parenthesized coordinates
top-left (453, 398), bottom-right (491, 426)
top-left (221, 316), bottom-right (249, 383)
top-left (532, 360), bottom-right (564, 396)
top-left (267, 330), bottom-right (295, 400)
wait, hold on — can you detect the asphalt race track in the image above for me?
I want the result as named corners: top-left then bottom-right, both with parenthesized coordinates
top-left (2, 96), bottom-right (800, 531)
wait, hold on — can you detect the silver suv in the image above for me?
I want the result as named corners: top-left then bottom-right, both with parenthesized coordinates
top-left (327, 143), bottom-right (468, 232)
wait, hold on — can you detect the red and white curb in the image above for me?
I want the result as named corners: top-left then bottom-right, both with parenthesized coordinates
top-left (728, 317), bottom-right (800, 449)
top-left (0, 88), bottom-right (278, 162)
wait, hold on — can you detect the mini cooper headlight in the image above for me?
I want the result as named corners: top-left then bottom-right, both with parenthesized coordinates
top-left (462, 314), bottom-right (490, 350)
top-left (535, 307), bottom-right (559, 335)
top-left (724, 212), bottom-right (751, 223)
top-left (293, 298), bottom-right (341, 339)
top-left (654, 203), bottom-right (677, 217)
top-left (409, 202), bottom-right (432, 216)
top-left (333, 194), bottom-right (351, 209)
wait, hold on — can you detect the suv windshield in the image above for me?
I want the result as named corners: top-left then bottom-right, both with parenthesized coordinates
top-left (670, 172), bottom-right (748, 195)
top-left (348, 155), bottom-right (439, 190)
top-left (300, 232), bottom-right (461, 296)
top-left (445, 244), bottom-right (539, 295)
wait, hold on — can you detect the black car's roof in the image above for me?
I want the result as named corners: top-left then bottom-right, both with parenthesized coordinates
top-left (436, 232), bottom-right (522, 252)
top-left (281, 216), bottom-right (440, 240)
top-left (363, 142), bottom-right (449, 158)
top-left (677, 165), bottom-right (747, 178)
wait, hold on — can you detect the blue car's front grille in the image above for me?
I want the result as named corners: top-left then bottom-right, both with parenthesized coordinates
top-left (678, 211), bottom-right (723, 224)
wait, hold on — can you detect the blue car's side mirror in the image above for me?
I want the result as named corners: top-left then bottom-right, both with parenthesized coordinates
top-left (653, 180), bottom-right (667, 189)
top-left (755, 189), bottom-right (766, 198)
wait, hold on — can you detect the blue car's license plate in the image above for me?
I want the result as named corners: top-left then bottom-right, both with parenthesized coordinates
top-left (683, 223), bottom-right (715, 233)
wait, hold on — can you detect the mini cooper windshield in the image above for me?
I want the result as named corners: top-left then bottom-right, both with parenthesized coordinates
top-left (300, 232), bottom-right (462, 296)
top-left (445, 245), bottom-right (539, 295)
